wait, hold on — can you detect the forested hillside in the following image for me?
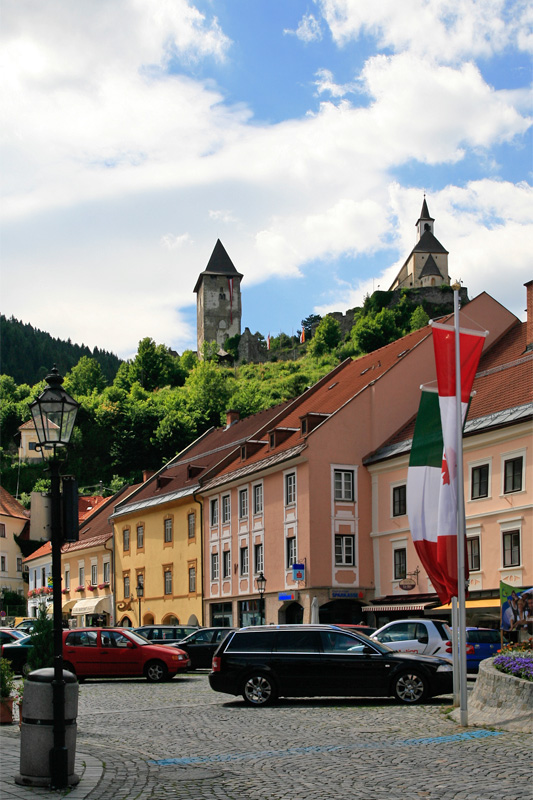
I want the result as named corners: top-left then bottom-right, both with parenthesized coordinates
top-left (1, 290), bottom-right (440, 503)
top-left (0, 315), bottom-right (122, 385)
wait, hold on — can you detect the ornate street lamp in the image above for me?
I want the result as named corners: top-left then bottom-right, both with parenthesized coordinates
top-left (29, 366), bottom-right (79, 789)
top-left (136, 579), bottom-right (144, 626)
top-left (257, 572), bottom-right (266, 625)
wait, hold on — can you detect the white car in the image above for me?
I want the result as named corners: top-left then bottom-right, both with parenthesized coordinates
top-left (371, 619), bottom-right (453, 659)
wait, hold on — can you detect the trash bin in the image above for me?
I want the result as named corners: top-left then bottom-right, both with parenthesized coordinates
top-left (16, 668), bottom-right (80, 787)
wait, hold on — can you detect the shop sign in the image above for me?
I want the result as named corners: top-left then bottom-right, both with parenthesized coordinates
top-left (278, 593), bottom-right (298, 601)
top-left (331, 591), bottom-right (364, 599)
top-left (292, 564), bottom-right (305, 581)
top-left (399, 577), bottom-right (416, 591)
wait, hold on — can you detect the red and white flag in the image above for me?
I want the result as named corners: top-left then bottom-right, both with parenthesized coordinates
top-left (267, 334), bottom-right (271, 350)
top-left (300, 328), bottom-right (305, 344)
top-left (431, 321), bottom-right (486, 601)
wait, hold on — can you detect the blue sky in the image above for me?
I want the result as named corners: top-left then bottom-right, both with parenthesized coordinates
top-left (1, 0), bottom-right (531, 360)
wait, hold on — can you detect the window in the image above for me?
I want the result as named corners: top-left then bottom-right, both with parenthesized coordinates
top-left (91, 564), bottom-right (98, 586)
top-left (223, 550), bottom-right (231, 579)
top-left (240, 546), bottom-right (249, 576)
top-left (392, 485), bottom-right (406, 517)
top-left (253, 484), bottom-right (263, 515)
top-left (334, 470), bottom-right (354, 502)
top-left (335, 535), bottom-right (355, 566)
top-left (211, 552), bottom-right (219, 580)
top-left (239, 488), bottom-right (248, 519)
top-left (164, 518), bottom-right (172, 543)
top-left (503, 530), bottom-right (520, 567)
top-left (286, 536), bottom-right (297, 568)
top-left (164, 570), bottom-right (173, 595)
top-left (467, 537), bottom-right (480, 571)
top-left (189, 566), bottom-right (196, 593)
top-left (103, 562), bottom-right (110, 584)
top-left (123, 574), bottom-right (130, 598)
top-left (123, 529), bottom-right (130, 552)
top-left (0, 523), bottom-right (5, 537)
top-left (42, 567), bottom-right (46, 586)
top-left (254, 543), bottom-right (264, 574)
top-left (394, 548), bottom-right (407, 580)
top-left (504, 457), bottom-right (523, 493)
top-left (0, 556), bottom-right (6, 572)
top-left (78, 566), bottom-right (85, 586)
top-left (222, 495), bottom-right (231, 524)
top-left (471, 465), bottom-right (489, 499)
top-left (64, 568), bottom-right (70, 590)
top-left (17, 557), bottom-right (22, 572)
top-left (188, 513), bottom-right (195, 539)
top-left (137, 525), bottom-right (144, 548)
top-left (285, 472), bottom-right (296, 505)
top-left (210, 498), bottom-right (219, 526)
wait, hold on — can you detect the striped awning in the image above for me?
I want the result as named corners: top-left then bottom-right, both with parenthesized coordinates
top-left (362, 602), bottom-right (431, 613)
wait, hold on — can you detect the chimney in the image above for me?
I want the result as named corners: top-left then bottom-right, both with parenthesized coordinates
top-left (225, 409), bottom-right (240, 428)
top-left (526, 280), bottom-right (533, 352)
top-left (142, 469), bottom-right (156, 482)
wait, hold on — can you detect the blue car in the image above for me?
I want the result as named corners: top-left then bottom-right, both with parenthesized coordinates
top-left (465, 628), bottom-right (502, 673)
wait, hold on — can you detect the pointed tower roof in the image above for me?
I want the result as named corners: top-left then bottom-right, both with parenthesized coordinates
top-left (417, 197), bottom-right (434, 226)
top-left (194, 240), bottom-right (243, 293)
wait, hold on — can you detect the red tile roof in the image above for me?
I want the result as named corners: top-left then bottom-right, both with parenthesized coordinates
top-left (0, 487), bottom-right (30, 520)
top-left (23, 541), bottom-right (52, 562)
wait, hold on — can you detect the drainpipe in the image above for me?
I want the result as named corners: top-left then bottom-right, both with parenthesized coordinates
top-left (193, 489), bottom-right (204, 626)
top-left (104, 536), bottom-right (114, 626)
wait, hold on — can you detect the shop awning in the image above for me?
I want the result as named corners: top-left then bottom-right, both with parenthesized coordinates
top-left (431, 598), bottom-right (500, 611)
top-left (61, 599), bottom-right (77, 612)
top-left (72, 596), bottom-right (111, 615)
top-left (362, 602), bottom-right (432, 613)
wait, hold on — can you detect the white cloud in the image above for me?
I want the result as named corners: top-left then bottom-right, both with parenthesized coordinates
top-left (284, 13), bottom-right (323, 43)
top-left (317, 0), bottom-right (530, 61)
top-left (160, 233), bottom-right (192, 250)
top-left (209, 209), bottom-right (239, 224)
top-left (314, 68), bottom-right (357, 97)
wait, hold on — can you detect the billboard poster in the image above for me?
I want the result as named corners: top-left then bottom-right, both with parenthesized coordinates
top-left (500, 582), bottom-right (533, 636)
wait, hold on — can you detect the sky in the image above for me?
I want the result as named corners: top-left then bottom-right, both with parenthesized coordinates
top-left (1, 0), bottom-right (532, 361)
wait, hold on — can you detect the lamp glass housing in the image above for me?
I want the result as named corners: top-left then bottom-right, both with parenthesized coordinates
top-left (257, 572), bottom-right (266, 595)
top-left (30, 367), bottom-right (79, 448)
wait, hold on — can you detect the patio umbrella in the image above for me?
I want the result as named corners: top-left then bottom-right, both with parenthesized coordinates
top-left (310, 596), bottom-right (320, 624)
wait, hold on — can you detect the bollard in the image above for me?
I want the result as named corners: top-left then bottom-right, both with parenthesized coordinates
top-left (15, 668), bottom-right (80, 787)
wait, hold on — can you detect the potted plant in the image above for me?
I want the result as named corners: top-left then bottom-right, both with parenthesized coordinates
top-left (0, 657), bottom-right (16, 725)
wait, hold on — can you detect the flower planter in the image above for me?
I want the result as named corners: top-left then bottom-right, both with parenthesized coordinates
top-left (0, 697), bottom-right (14, 725)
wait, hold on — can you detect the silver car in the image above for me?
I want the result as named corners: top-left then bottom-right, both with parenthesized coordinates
top-left (371, 619), bottom-right (453, 659)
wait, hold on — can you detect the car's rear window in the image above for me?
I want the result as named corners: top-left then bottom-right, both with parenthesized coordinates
top-left (225, 631), bottom-right (273, 652)
top-left (65, 631), bottom-right (97, 647)
top-left (467, 629), bottom-right (501, 644)
top-left (433, 621), bottom-right (452, 640)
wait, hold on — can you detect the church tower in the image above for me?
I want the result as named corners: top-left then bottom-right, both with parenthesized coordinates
top-left (194, 240), bottom-right (243, 355)
top-left (389, 198), bottom-right (449, 290)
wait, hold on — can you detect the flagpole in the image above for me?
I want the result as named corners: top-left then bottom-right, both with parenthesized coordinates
top-left (451, 597), bottom-right (460, 706)
top-left (453, 281), bottom-right (468, 726)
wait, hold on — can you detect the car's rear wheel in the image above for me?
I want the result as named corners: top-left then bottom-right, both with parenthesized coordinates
top-left (145, 660), bottom-right (168, 682)
top-left (242, 672), bottom-right (277, 706)
top-left (63, 661), bottom-right (77, 677)
top-left (393, 671), bottom-right (428, 704)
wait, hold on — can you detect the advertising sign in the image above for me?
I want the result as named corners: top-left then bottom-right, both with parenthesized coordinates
top-left (500, 582), bottom-right (533, 635)
top-left (292, 563), bottom-right (305, 582)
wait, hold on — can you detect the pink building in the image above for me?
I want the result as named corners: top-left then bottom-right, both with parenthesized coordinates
top-left (200, 291), bottom-right (521, 627)
top-left (365, 282), bottom-right (532, 628)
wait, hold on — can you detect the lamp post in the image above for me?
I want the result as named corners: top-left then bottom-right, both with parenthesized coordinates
top-left (136, 580), bottom-right (144, 626)
top-left (30, 366), bottom-right (79, 789)
top-left (257, 572), bottom-right (266, 625)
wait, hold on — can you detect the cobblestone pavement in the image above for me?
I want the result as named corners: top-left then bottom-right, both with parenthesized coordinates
top-left (1, 673), bottom-right (531, 800)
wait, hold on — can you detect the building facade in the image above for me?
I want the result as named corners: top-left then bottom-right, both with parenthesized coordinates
top-left (0, 488), bottom-right (30, 601)
top-left (389, 198), bottom-right (450, 290)
top-left (194, 239), bottom-right (243, 354)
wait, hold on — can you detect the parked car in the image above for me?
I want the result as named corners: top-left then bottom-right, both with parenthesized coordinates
top-left (0, 628), bottom-right (27, 646)
top-left (464, 627), bottom-right (503, 673)
top-left (175, 627), bottom-right (237, 669)
top-left (14, 619), bottom-right (36, 634)
top-left (209, 624), bottom-right (453, 706)
top-left (63, 628), bottom-right (190, 682)
top-left (371, 619), bottom-right (453, 659)
top-left (1, 634), bottom-right (34, 676)
top-left (133, 625), bottom-right (199, 645)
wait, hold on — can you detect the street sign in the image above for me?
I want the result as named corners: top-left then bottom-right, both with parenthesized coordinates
top-left (292, 563), bottom-right (305, 582)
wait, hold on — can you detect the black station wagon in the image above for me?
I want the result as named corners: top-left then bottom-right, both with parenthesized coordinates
top-left (209, 624), bottom-right (453, 706)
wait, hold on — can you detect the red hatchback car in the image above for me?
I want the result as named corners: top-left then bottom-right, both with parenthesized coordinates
top-left (62, 627), bottom-right (190, 682)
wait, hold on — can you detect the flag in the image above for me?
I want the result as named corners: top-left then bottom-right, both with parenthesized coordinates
top-left (300, 328), bottom-right (305, 344)
top-left (267, 334), bottom-right (271, 350)
top-left (432, 322), bottom-right (486, 600)
top-left (407, 388), bottom-right (451, 603)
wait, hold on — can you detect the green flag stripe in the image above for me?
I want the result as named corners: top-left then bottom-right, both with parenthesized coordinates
top-left (409, 390), bottom-right (443, 469)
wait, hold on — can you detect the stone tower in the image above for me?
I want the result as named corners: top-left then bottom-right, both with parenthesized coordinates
top-left (194, 240), bottom-right (243, 355)
top-left (389, 198), bottom-right (450, 290)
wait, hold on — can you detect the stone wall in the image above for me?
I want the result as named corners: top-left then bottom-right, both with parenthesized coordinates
top-left (451, 658), bottom-right (532, 733)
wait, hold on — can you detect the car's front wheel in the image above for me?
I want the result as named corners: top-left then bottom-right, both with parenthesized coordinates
top-left (393, 671), bottom-right (428, 704)
top-left (145, 660), bottom-right (168, 682)
top-left (242, 672), bottom-right (277, 706)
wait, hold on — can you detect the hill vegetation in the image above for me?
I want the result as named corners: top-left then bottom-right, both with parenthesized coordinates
top-left (1, 290), bottom-right (445, 502)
